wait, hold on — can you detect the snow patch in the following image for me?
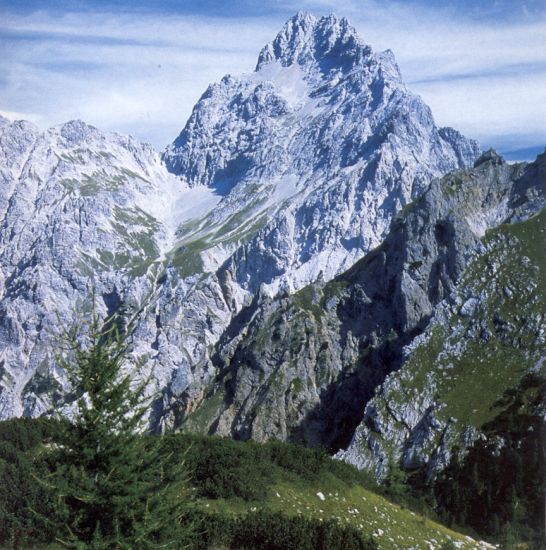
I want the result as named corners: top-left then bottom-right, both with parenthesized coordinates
top-left (250, 60), bottom-right (310, 109)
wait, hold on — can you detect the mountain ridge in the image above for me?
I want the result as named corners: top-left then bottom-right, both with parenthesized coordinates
top-left (1, 13), bottom-right (544, 545)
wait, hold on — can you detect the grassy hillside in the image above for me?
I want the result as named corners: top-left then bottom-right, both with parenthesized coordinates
top-left (366, 206), bottom-right (544, 449)
top-left (165, 434), bottom-right (493, 549)
top-left (198, 474), bottom-right (489, 549)
top-left (399, 206), bottom-right (545, 431)
top-left (0, 419), bottom-right (493, 549)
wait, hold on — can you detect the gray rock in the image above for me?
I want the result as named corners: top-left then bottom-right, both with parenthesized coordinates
top-left (0, 13), bottom-right (480, 423)
top-left (188, 151), bottom-right (543, 459)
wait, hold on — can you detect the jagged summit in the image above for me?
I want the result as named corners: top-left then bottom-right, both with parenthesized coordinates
top-left (165, 12), bottom-right (476, 186)
top-left (255, 12), bottom-right (370, 74)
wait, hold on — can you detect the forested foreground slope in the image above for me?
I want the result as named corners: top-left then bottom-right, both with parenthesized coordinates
top-left (0, 419), bottom-right (496, 549)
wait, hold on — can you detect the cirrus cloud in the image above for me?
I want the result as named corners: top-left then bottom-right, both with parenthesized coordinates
top-left (0, 0), bottom-right (545, 158)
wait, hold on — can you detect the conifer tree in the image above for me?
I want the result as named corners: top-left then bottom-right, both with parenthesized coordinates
top-left (39, 304), bottom-right (192, 548)
top-left (383, 455), bottom-right (408, 500)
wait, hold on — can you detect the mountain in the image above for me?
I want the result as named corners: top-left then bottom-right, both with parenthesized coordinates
top-left (0, 117), bottom-right (184, 417)
top-left (1, 10), bottom-right (544, 546)
top-left (184, 147), bottom-right (545, 543)
top-left (0, 12), bottom-right (479, 425)
top-left (163, 12), bottom-right (478, 297)
top-left (183, 150), bottom-right (545, 461)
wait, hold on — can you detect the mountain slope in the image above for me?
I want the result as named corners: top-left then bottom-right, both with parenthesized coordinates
top-left (153, 12), bottom-right (479, 426)
top-left (184, 150), bottom-right (544, 466)
top-left (339, 197), bottom-right (546, 477)
top-left (0, 117), bottom-right (186, 417)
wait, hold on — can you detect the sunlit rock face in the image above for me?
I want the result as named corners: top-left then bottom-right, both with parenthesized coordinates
top-left (0, 13), bottom-right (479, 430)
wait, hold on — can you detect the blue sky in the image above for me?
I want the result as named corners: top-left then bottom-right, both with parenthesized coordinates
top-left (1, 0), bottom-right (545, 159)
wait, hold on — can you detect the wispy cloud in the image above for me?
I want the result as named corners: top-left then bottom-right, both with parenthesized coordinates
top-left (0, 9), bottom-right (280, 146)
top-left (0, 0), bottom-right (545, 155)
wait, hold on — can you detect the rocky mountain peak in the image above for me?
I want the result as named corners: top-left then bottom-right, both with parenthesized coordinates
top-left (255, 12), bottom-right (372, 76)
top-left (2, 12), bottom-right (481, 431)
top-left (55, 119), bottom-right (100, 142)
top-left (473, 148), bottom-right (504, 167)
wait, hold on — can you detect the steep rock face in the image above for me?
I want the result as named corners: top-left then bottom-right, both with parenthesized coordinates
top-left (0, 117), bottom-right (41, 222)
top-left (0, 13), bottom-right (479, 424)
top-left (184, 152), bottom-right (544, 464)
top-left (339, 152), bottom-right (546, 479)
top-left (0, 118), bottom-right (188, 417)
top-left (164, 11), bottom-right (479, 299)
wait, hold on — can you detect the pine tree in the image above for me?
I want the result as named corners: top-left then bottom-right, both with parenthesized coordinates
top-left (383, 455), bottom-right (408, 500)
top-left (37, 305), bottom-right (192, 548)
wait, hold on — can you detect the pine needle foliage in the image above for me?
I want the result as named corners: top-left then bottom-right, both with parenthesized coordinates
top-left (38, 304), bottom-right (192, 548)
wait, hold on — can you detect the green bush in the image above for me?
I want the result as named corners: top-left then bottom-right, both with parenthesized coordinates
top-left (265, 440), bottom-right (329, 479)
top-left (167, 433), bottom-right (381, 503)
top-left (0, 417), bottom-right (59, 452)
top-left (188, 509), bottom-right (377, 550)
top-left (169, 434), bottom-right (272, 501)
top-left (0, 442), bottom-right (56, 547)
